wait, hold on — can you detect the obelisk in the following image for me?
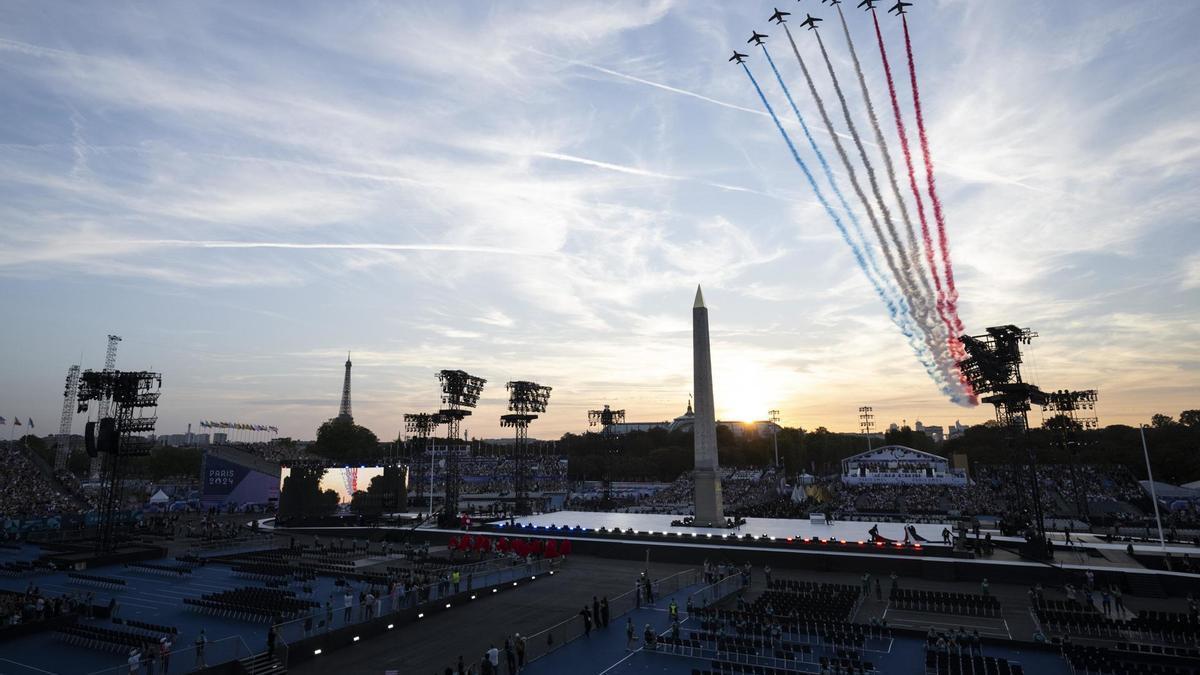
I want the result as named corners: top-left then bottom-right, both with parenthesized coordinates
top-left (692, 285), bottom-right (724, 526)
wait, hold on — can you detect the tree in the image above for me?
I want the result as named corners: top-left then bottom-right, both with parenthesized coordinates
top-left (312, 417), bottom-right (380, 461)
top-left (1180, 410), bottom-right (1200, 428)
top-left (1151, 413), bottom-right (1175, 429)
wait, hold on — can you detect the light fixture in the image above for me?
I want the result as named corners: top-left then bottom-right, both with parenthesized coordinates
top-left (353, 636), bottom-right (360, 642)
top-left (471, 595), bottom-right (477, 600)
top-left (313, 649), bottom-right (322, 656)
top-left (445, 603), bottom-right (451, 608)
top-left (418, 612), bottom-right (425, 618)
top-left (387, 624), bottom-right (394, 629)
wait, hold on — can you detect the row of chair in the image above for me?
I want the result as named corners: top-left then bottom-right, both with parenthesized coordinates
top-left (925, 650), bottom-right (1024, 675)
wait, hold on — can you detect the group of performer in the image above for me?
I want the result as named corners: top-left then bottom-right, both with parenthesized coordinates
top-left (867, 523), bottom-right (931, 545)
top-left (446, 533), bottom-right (574, 560)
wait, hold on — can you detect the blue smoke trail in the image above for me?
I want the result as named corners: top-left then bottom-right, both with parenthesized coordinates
top-left (760, 46), bottom-right (943, 389)
top-left (742, 62), bottom-right (950, 395)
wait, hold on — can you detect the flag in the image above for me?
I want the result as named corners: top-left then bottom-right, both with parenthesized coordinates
top-left (28, 418), bottom-right (34, 429)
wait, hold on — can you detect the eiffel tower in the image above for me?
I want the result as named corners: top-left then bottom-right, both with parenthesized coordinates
top-left (337, 352), bottom-right (353, 422)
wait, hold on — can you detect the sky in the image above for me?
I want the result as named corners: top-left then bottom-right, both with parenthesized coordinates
top-left (1, 0), bottom-right (1197, 442)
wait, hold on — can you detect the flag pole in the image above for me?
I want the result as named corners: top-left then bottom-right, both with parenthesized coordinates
top-left (1140, 425), bottom-right (1166, 551)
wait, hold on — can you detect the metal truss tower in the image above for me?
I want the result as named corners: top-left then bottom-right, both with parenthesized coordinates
top-left (501, 381), bottom-right (551, 516)
top-left (56, 365), bottom-right (81, 469)
top-left (587, 404), bottom-right (625, 506)
top-left (90, 335), bottom-right (121, 478)
top-left (338, 352), bottom-right (353, 422)
top-left (959, 325), bottom-right (1050, 557)
top-left (435, 370), bottom-right (485, 526)
top-left (77, 369), bottom-right (161, 553)
top-left (1043, 389), bottom-right (1100, 521)
top-left (858, 406), bottom-right (875, 451)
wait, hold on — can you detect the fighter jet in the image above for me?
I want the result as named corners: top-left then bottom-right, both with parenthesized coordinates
top-left (747, 31), bottom-right (768, 46)
top-left (888, 1), bottom-right (912, 15)
top-left (822, 0), bottom-right (843, 5)
top-left (769, 8), bottom-right (791, 24)
top-left (857, 0), bottom-right (878, 9)
top-left (800, 14), bottom-right (823, 30)
top-left (729, 51), bottom-right (749, 64)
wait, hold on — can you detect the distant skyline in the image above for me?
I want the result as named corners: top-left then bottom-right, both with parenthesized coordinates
top-left (1, 1), bottom-right (1197, 441)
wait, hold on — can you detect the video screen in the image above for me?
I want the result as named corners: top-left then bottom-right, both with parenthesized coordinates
top-left (278, 465), bottom-right (405, 519)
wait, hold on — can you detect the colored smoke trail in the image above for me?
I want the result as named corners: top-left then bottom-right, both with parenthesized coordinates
top-left (902, 15), bottom-right (975, 402)
top-left (835, 6), bottom-right (928, 303)
top-left (903, 16), bottom-right (962, 334)
top-left (870, 10), bottom-right (957, 359)
top-left (742, 62), bottom-right (943, 383)
top-left (761, 49), bottom-right (900, 316)
top-left (810, 27), bottom-right (963, 398)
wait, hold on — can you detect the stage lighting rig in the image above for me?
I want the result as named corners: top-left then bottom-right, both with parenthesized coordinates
top-left (437, 369), bottom-right (486, 440)
top-left (958, 325), bottom-right (1051, 557)
top-left (501, 380), bottom-right (552, 515)
top-left (1043, 389), bottom-right (1100, 520)
top-left (588, 404), bottom-right (626, 506)
top-left (76, 369), bottom-right (162, 553)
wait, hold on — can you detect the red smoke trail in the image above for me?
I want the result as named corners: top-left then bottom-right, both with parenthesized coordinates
top-left (900, 15), bottom-right (974, 400)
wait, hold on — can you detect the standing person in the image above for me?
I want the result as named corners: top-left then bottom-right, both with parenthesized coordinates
top-left (325, 600), bottom-right (333, 631)
top-left (504, 636), bottom-right (516, 675)
top-left (635, 581), bottom-right (642, 608)
top-left (142, 644), bottom-right (156, 675)
top-left (668, 599), bottom-right (678, 622)
top-left (194, 629), bottom-right (207, 669)
top-left (874, 578), bottom-right (882, 601)
top-left (592, 596), bottom-right (600, 628)
top-left (127, 649), bottom-right (141, 675)
top-left (267, 625), bottom-right (277, 659)
top-left (1113, 586), bottom-right (1125, 615)
top-left (365, 591), bottom-right (375, 620)
top-left (579, 606), bottom-right (592, 636)
top-left (343, 589), bottom-right (354, 623)
top-left (515, 633), bottom-right (526, 668)
top-left (600, 597), bottom-right (610, 628)
top-left (764, 565), bottom-right (772, 587)
top-left (981, 578), bottom-right (990, 597)
top-left (158, 637), bottom-right (171, 675)
top-left (625, 617), bottom-right (637, 650)
top-left (486, 643), bottom-right (500, 673)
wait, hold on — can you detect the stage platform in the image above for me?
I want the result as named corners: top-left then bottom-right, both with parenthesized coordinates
top-left (507, 511), bottom-right (949, 544)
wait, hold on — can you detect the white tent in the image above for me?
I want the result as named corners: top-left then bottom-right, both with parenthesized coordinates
top-left (148, 489), bottom-right (170, 504)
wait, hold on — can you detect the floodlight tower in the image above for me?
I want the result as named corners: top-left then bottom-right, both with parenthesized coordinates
top-left (56, 365), bottom-right (81, 469)
top-left (77, 369), bottom-right (161, 553)
top-left (501, 381), bottom-right (551, 516)
top-left (858, 406), bottom-right (875, 451)
top-left (769, 410), bottom-right (781, 468)
top-left (958, 325), bottom-right (1050, 557)
top-left (1043, 389), bottom-right (1099, 521)
top-left (587, 404), bottom-right (625, 507)
top-left (404, 412), bottom-right (444, 514)
top-left (434, 370), bottom-right (485, 526)
top-left (90, 335), bottom-right (121, 478)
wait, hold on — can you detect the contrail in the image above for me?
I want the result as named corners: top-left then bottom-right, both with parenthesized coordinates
top-left (870, 9), bottom-right (965, 376)
top-left (783, 23), bottom-right (954, 395)
top-left (903, 15), bottom-right (963, 335)
top-left (760, 44), bottom-right (929, 369)
top-left (118, 239), bottom-right (552, 256)
top-left (835, 6), bottom-right (930, 307)
top-left (902, 13), bottom-right (974, 402)
top-left (813, 25), bottom-right (963, 400)
top-left (741, 61), bottom-right (948, 394)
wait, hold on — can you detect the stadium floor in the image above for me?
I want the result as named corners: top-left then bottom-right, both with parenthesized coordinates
top-left (515, 582), bottom-right (1071, 675)
top-left (0, 542), bottom-right (536, 674)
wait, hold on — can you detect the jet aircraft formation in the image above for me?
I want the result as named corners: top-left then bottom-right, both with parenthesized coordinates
top-left (727, 0), bottom-right (977, 407)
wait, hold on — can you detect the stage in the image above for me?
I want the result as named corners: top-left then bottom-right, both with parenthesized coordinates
top-left (506, 511), bottom-right (948, 545)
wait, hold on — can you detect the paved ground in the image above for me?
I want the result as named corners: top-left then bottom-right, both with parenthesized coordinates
top-left (289, 556), bottom-right (696, 675)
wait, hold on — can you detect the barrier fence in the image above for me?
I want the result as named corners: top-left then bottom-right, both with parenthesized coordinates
top-left (270, 557), bottom-right (558, 645)
top-left (83, 635), bottom-right (254, 675)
